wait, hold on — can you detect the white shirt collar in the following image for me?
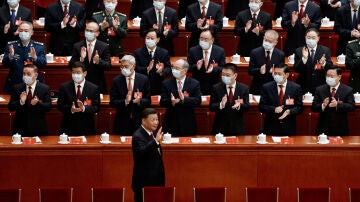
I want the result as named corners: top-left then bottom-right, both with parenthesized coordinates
top-left (27, 80), bottom-right (37, 92)
top-left (141, 125), bottom-right (153, 136)
top-left (199, 1), bottom-right (210, 10)
top-left (9, 5), bottom-right (19, 13)
top-left (298, 0), bottom-right (308, 8)
top-left (87, 39), bottom-right (96, 47)
top-left (176, 76), bottom-right (186, 87)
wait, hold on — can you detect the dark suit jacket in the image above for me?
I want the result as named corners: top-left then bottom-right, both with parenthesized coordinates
top-left (185, 2), bottom-right (223, 48)
top-left (188, 44), bottom-right (226, 95)
top-left (140, 6), bottom-right (178, 56)
top-left (84, 0), bottom-right (103, 20)
top-left (0, 5), bottom-right (32, 53)
top-left (318, 0), bottom-right (348, 20)
top-left (131, 126), bottom-right (165, 194)
top-left (259, 81), bottom-right (303, 136)
top-left (248, 47), bottom-right (285, 95)
top-left (69, 40), bottom-right (111, 93)
top-left (178, 0), bottom-right (197, 19)
top-left (225, 0), bottom-right (248, 20)
top-left (110, 73), bottom-right (151, 135)
top-left (272, 0), bottom-right (293, 19)
top-left (312, 83), bottom-right (355, 136)
top-left (45, 1), bottom-right (86, 56)
top-left (130, 0), bottom-right (153, 19)
top-left (134, 46), bottom-right (171, 95)
top-left (209, 82), bottom-right (249, 135)
top-left (294, 45), bottom-right (333, 94)
top-left (334, 4), bottom-right (360, 55)
top-left (281, 0), bottom-right (321, 56)
top-left (160, 77), bottom-right (202, 136)
top-left (234, 9), bottom-right (272, 57)
top-left (57, 80), bottom-right (100, 136)
top-left (8, 82), bottom-right (51, 136)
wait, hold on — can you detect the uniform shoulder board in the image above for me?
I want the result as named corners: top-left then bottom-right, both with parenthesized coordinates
top-left (116, 12), bottom-right (126, 16)
top-left (34, 41), bottom-right (44, 46)
top-left (93, 11), bottom-right (103, 15)
top-left (7, 40), bottom-right (17, 44)
top-left (348, 39), bottom-right (358, 44)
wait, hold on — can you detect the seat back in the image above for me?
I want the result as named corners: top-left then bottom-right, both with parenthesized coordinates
top-left (349, 187), bottom-right (360, 202)
top-left (0, 188), bottom-right (21, 202)
top-left (297, 187), bottom-right (330, 202)
top-left (92, 187), bottom-right (125, 202)
top-left (142, 186), bottom-right (175, 202)
top-left (39, 187), bottom-right (73, 202)
top-left (194, 187), bottom-right (226, 202)
top-left (246, 187), bottom-right (279, 202)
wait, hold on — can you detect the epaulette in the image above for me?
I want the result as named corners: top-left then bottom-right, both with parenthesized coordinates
top-left (33, 41), bottom-right (44, 45)
top-left (116, 12), bottom-right (126, 16)
top-left (93, 11), bottom-right (103, 15)
top-left (348, 39), bottom-right (359, 44)
top-left (7, 40), bottom-right (17, 44)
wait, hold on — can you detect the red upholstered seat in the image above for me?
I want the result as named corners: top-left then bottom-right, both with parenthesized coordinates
top-left (341, 71), bottom-right (350, 86)
top-left (0, 188), bottom-right (21, 202)
top-left (349, 187), bottom-right (360, 202)
top-left (297, 187), bottom-right (331, 202)
top-left (309, 112), bottom-right (320, 135)
top-left (246, 187), bottom-right (279, 202)
top-left (142, 186), bottom-right (175, 202)
top-left (194, 187), bottom-right (226, 202)
top-left (38, 187), bottom-right (73, 202)
top-left (91, 187), bottom-right (125, 202)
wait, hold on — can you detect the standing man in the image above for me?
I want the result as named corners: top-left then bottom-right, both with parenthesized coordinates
top-left (2, 21), bottom-right (46, 94)
top-left (134, 29), bottom-right (171, 95)
top-left (210, 63), bottom-right (250, 136)
top-left (312, 66), bottom-right (355, 136)
top-left (248, 29), bottom-right (285, 95)
top-left (132, 108), bottom-right (164, 202)
top-left (45, 0), bottom-right (86, 56)
top-left (188, 29), bottom-right (226, 95)
top-left (57, 61), bottom-right (101, 136)
top-left (234, 0), bottom-right (272, 57)
top-left (318, 0), bottom-right (348, 20)
top-left (160, 59), bottom-right (202, 136)
top-left (178, 0), bottom-right (197, 19)
top-left (0, 0), bottom-right (32, 54)
top-left (110, 55), bottom-right (151, 136)
top-left (69, 21), bottom-right (111, 94)
top-left (346, 38), bottom-right (360, 92)
top-left (281, 0), bottom-right (322, 56)
top-left (185, 0), bottom-right (223, 48)
top-left (8, 64), bottom-right (51, 137)
top-left (92, 0), bottom-right (128, 57)
top-left (140, 0), bottom-right (178, 56)
top-left (259, 63), bottom-right (303, 136)
top-left (294, 28), bottom-right (332, 94)
top-left (334, 0), bottom-right (360, 56)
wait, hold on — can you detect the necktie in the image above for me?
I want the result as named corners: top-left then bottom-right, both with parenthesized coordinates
top-left (76, 85), bottom-right (81, 99)
top-left (178, 80), bottom-right (182, 91)
top-left (299, 4), bottom-right (304, 19)
top-left (128, 77), bottom-right (132, 92)
top-left (26, 86), bottom-right (32, 105)
top-left (353, 10), bottom-right (358, 29)
top-left (10, 9), bottom-right (16, 26)
top-left (158, 11), bottom-right (163, 33)
top-left (279, 85), bottom-right (284, 104)
top-left (149, 51), bottom-right (153, 59)
top-left (204, 50), bottom-right (209, 70)
top-left (331, 87), bottom-right (336, 97)
top-left (310, 49), bottom-right (315, 62)
top-left (201, 6), bottom-right (206, 18)
top-left (228, 86), bottom-right (234, 104)
top-left (88, 43), bottom-right (92, 63)
top-left (64, 5), bottom-right (68, 16)
top-left (266, 50), bottom-right (270, 66)
top-left (252, 13), bottom-right (257, 27)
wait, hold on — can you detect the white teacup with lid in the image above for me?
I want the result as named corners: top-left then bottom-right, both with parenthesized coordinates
top-left (46, 52), bottom-right (54, 62)
top-left (133, 16), bottom-right (141, 26)
top-left (321, 16), bottom-right (330, 25)
top-left (354, 92), bottom-right (360, 103)
top-left (257, 133), bottom-right (267, 144)
top-left (276, 17), bottom-right (282, 26)
top-left (12, 133), bottom-right (22, 144)
top-left (303, 92), bottom-right (313, 102)
top-left (318, 133), bottom-right (328, 144)
top-left (231, 53), bottom-right (241, 63)
top-left (337, 53), bottom-right (345, 64)
top-left (100, 132), bottom-right (110, 143)
top-left (215, 132), bottom-right (225, 143)
top-left (223, 16), bottom-right (229, 26)
top-left (163, 132), bottom-right (172, 143)
top-left (59, 133), bottom-right (68, 143)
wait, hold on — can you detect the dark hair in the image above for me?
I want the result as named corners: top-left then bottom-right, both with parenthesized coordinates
top-left (145, 28), bottom-right (159, 38)
top-left (141, 108), bottom-right (158, 119)
top-left (24, 64), bottom-right (38, 73)
top-left (200, 28), bottom-right (214, 38)
top-left (274, 63), bottom-right (290, 73)
top-left (71, 61), bottom-right (87, 72)
top-left (326, 65), bottom-right (342, 75)
top-left (305, 28), bottom-right (320, 37)
top-left (223, 63), bottom-right (237, 73)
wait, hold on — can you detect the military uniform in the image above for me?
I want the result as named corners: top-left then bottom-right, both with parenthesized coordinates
top-left (2, 40), bottom-right (46, 94)
top-left (92, 10), bottom-right (128, 57)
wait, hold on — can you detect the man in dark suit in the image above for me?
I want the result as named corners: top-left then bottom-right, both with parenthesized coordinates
top-left (345, 38), bottom-right (360, 92)
top-left (140, 1), bottom-right (178, 56)
top-left (312, 66), bottom-right (355, 136)
top-left (334, 0), bottom-right (360, 55)
top-left (160, 59), bottom-right (202, 136)
top-left (225, 0), bottom-right (249, 20)
top-left (110, 55), bottom-right (151, 135)
top-left (8, 64), bottom-right (51, 137)
top-left (134, 29), bottom-right (171, 95)
top-left (188, 29), bottom-right (226, 95)
top-left (210, 63), bottom-right (250, 135)
top-left (69, 21), bottom-right (111, 94)
top-left (130, 0), bottom-right (153, 19)
top-left (294, 28), bottom-right (333, 94)
top-left (249, 29), bottom-right (285, 95)
top-left (178, 0), bottom-right (197, 19)
top-left (272, 0), bottom-right (292, 19)
top-left (185, 0), bottom-right (223, 48)
top-left (319, 0), bottom-right (348, 20)
top-left (0, 0), bottom-right (32, 54)
top-left (45, 0), bottom-right (86, 56)
top-left (57, 61), bottom-right (101, 136)
top-left (234, 0), bottom-right (272, 57)
top-left (259, 63), bottom-right (303, 136)
top-left (132, 108), bottom-right (164, 202)
top-left (281, 0), bottom-right (322, 56)
top-left (2, 21), bottom-right (46, 94)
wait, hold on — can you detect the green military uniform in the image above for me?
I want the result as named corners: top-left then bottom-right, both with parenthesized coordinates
top-left (345, 39), bottom-right (360, 93)
top-left (92, 10), bottom-right (128, 57)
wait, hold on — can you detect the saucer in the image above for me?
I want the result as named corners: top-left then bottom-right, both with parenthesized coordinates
top-left (214, 140), bottom-right (226, 144)
top-left (256, 141), bottom-right (267, 144)
top-left (231, 61), bottom-right (242, 64)
top-left (288, 61), bottom-right (294, 64)
top-left (317, 140), bottom-right (329, 144)
top-left (11, 142), bottom-right (22, 145)
top-left (100, 140), bottom-right (111, 144)
top-left (58, 141), bottom-right (69, 144)
top-left (336, 61), bottom-right (345, 65)
top-left (162, 140), bottom-right (172, 144)
top-left (132, 24), bottom-right (140, 27)
top-left (302, 100), bottom-right (313, 103)
top-left (36, 20), bottom-right (44, 26)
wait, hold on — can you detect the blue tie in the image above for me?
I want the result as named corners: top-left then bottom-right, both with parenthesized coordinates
top-left (11, 9), bottom-right (16, 26)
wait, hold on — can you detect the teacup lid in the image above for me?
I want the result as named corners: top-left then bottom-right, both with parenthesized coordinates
top-left (355, 92), bottom-right (360, 95)
top-left (102, 132), bottom-right (109, 135)
top-left (60, 132), bottom-right (67, 136)
top-left (134, 16), bottom-right (141, 20)
top-left (164, 132), bottom-right (171, 135)
top-left (258, 132), bottom-right (266, 136)
top-left (233, 53), bottom-right (240, 56)
top-left (323, 16), bottom-right (329, 20)
top-left (46, 52), bottom-right (53, 56)
top-left (319, 133), bottom-right (326, 137)
top-left (216, 132), bottom-right (223, 136)
top-left (14, 133), bottom-right (21, 136)
top-left (339, 53), bottom-right (345, 57)
top-left (305, 92), bottom-right (312, 96)
top-left (223, 16), bottom-right (228, 19)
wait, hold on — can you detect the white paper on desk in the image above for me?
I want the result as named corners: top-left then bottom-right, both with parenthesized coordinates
top-left (253, 95), bottom-right (260, 103)
top-left (272, 136), bottom-right (289, 143)
top-left (201, 95), bottom-right (210, 102)
top-left (68, 136), bottom-right (87, 143)
top-left (170, 138), bottom-right (179, 143)
top-left (0, 97), bottom-right (5, 102)
top-left (191, 138), bottom-right (210, 144)
top-left (34, 136), bottom-right (42, 143)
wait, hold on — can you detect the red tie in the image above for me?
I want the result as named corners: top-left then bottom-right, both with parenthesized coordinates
top-left (204, 50), bottom-right (209, 70)
top-left (88, 43), bottom-right (92, 63)
top-left (128, 77), bottom-right (133, 92)
top-left (64, 5), bottom-right (68, 16)
top-left (201, 6), bottom-right (206, 18)
top-left (178, 80), bottom-right (182, 91)
top-left (299, 4), bottom-right (304, 19)
top-left (279, 85), bottom-right (284, 104)
top-left (26, 86), bottom-right (32, 105)
top-left (331, 88), bottom-right (336, 97)
top-left (252, 13), bottom-right (257, 26)
top-left (266, 51), bottom-right (270, 66)
top-left (76, 85), bottom-right (81, 99)
top-left (228, 86), bottom-right (234, 104)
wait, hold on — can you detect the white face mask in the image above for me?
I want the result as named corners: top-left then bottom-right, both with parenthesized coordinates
top-left (72, 73), bottom-right (83, 83)
top-left (306, 39), bottom-right (317, 48)
top-left (23, 75), bottom-right (33, 85)
top-left (172, 69), bottom-right (181, 79)
top-left (105, 3), bottom-right (116, 12)
top-left (153, 1), bottom-right (165, 10)
top-left (61, 0), bottom-right (71, 4)
top-left (121, 68), bottom-right (132, 77)
top-left (263, 41), bottom-right (273, 51)
top-left (85, 31), bottom-right (95, 41)
top-left (7, 0), bottom-right (18, 7)
top-left (199, 40), bottom-right (210, 50)
top-left (222, 76), bottom-right (232, 85)
top-left (273, 75), bottom-right (284, 84)
top-left (326, 76), bottom-right (336, 87)
top-left (19, 32), bottom-right (31, 41)
top-left (198, 0), bottom-right (206, 3)
top-left (145, 39), bottom-right (156, 48)
top-left (248, 2), bottom-right (260, 12)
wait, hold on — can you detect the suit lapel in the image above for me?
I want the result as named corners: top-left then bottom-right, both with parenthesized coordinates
top-left (57, 1), bottom-right (65, 19)
top-left (271, 82), bottom-right (280, 105)
top-left (81, 81), bottom-right (88, 100)
top-left (151, 8), bottom-right (157, 24)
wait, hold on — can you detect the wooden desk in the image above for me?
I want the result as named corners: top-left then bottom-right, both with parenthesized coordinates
top-left (1, 135), bottom-right (360, 202)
